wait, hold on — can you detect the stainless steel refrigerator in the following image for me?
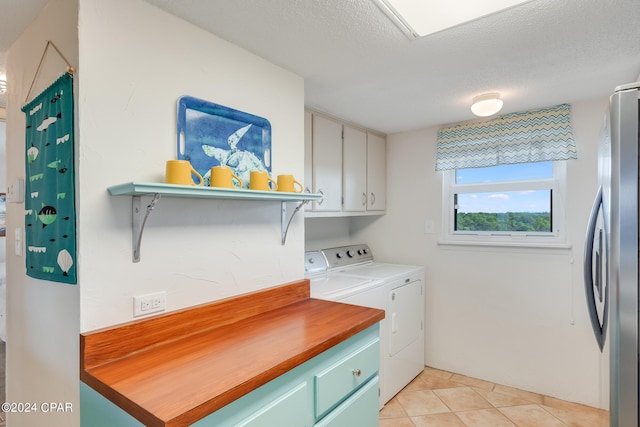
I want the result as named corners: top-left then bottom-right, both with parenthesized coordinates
top-left (585, 82), bottom-right (640, 427)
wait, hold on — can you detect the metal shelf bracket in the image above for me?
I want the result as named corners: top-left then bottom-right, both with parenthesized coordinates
top-left (132, 194), bottom-right (161, 262)
top-left (281, 200), bottom-right (309, 245)
top-left (109, 182), bottom-right (322, 261)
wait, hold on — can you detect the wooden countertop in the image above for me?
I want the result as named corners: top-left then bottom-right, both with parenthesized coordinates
top-left (80, 279), bottom-right (385, 427)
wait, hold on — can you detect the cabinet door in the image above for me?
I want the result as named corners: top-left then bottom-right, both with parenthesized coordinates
top-left (237, 382), bottom-right (309, 427)
top-left (367, 133), bottom-right (386, 211)
top-left (304, 110), bottom-right (313, 194)
top-left (342, 126), bottom-right (367, 212)
top-left (314, 337), bottom-right (379, 417)
top-left (314, 376), bottom-right (379, 427)
top-left (81, 382), bottom-right (145, 427)
top-left (192, 381), bottom-right (312, 426)
top-left (312, 115), bottom-right (343, 211)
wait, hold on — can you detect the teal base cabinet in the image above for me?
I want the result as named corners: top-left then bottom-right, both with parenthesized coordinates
top-left (81, 325), bottom-right (380, 426)
top-left (81, 382), bottom-right (144, 427)
top-left (315, 377), bottom-right (379, 427)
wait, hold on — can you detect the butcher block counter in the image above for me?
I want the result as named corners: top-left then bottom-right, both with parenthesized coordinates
top-left (80, 279), bottom-right (385, 427)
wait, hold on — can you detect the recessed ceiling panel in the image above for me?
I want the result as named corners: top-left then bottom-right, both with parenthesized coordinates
top-left (374, 0), bottom-right (536, 38)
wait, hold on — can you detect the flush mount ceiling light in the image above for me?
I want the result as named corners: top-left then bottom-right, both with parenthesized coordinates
top-left (471, 93), bottom-right (503, 117)
top-left (372, 0), bottom-right (535, 39)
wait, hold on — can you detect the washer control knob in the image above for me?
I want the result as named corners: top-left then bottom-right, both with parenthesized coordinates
top-left (357, 249), bottom-right (363, 255)
top-left (347, 250), bottom-right (355, 257)
top-left (362, 248), bottom-right (368, 254)
top-left (336, 252), bottom-right (343, 259)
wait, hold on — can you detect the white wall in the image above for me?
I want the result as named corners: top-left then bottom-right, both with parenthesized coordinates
top-left (0, 119), bottom-right (6, 263)
top-left (6, 0), bottom-right (80, 425)
top-left (305, 217), bottom-right (352, 250)
top-left (0, 119), bottom-right (6, 342)
top-left (4, 0), bottom-right (306, 424)
top-left (0, 119), bottom-right (5, 192)
top-left (347, 99), bottom-right (610, 407)
top-left (77, 0), bottom-right (305, 331)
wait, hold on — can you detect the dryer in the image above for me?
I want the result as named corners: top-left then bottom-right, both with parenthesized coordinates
top-left (305, 244), bottom-right (425, 407)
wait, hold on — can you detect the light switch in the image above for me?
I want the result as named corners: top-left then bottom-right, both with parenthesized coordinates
top-left (7, 178), bottom-right (24, 203)
top-left (15, 228), bottom-right (22, 256)
top-left (424, 219), bottom-right (435, 234)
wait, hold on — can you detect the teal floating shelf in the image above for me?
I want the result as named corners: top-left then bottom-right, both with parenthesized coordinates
top-left (108, 182), bottom-right (322, 202)
top-left (108, 182), bottom-right (323, 262)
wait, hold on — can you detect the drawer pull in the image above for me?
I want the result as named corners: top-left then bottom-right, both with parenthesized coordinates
top-left (352, 369), bottom-right (362, 377)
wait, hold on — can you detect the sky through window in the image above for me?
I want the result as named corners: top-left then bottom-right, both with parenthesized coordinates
top-left (455, 162), bottom-right (552, 213)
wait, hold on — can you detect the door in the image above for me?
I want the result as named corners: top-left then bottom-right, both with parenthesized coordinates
top-left (312, 115), bottom-right (343, 211)
top-left (304, 110), bottom-right (313, 194)
top-left (388, 279), bottom-right (423, 356)
top-left (366, 133), bottom-right (386, 211)
top-left (342, 125), bottom-right (367, 212)
top-left (387, 278), bottom-right (424, 404)
top-left (607, 84), bottom-right (639, 427)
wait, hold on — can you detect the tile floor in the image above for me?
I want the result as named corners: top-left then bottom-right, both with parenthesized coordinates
top-left (380, 367), bottom-right (609, 427)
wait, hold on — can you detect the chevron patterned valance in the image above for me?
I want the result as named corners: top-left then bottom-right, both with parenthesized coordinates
top-left (435, 104), bottom-right (577, 171)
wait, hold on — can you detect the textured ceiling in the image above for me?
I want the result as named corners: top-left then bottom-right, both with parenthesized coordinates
top-left (0, 0), bottom-right (51, 109)
top-left (2, 0), bottom-right (640, 133)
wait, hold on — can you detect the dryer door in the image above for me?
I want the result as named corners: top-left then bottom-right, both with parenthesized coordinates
top-left (389, 279), bottom-right (423, 356)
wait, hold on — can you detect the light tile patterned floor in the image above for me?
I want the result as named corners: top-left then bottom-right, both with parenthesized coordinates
top-left (380, 367), bottom-right (609, 427)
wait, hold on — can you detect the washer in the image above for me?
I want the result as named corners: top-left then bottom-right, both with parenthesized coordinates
top-left (305, 244), bottom-right (425, 407)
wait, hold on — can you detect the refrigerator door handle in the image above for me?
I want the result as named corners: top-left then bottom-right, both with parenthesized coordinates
top-left (583, 186), bottom-right (607, 351)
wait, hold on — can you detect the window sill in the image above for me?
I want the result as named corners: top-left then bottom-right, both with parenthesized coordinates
top-left (437, 239), bottom-right (572, 250)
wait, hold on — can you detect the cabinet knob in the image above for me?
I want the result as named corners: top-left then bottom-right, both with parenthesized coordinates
top-left (352, 369), bottom-right (362, 377)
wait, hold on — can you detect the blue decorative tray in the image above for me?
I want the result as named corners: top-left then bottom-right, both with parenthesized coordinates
top-left (176, 96), bottom-right (272, 188)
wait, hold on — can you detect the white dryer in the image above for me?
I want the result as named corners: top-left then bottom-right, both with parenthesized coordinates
top-left (305, 244), bottom-right (425, 407)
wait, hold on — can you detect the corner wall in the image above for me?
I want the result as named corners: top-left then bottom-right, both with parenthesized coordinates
top-left (5, 0), bottom-right (80, 425)
top-left (5, 0), bottom-right (306, 424)
top-left (350, 99), bottom-right (610, 408)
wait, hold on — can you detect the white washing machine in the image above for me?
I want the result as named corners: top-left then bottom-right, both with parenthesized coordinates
top-left (305, 244), bottom-right (425, 407)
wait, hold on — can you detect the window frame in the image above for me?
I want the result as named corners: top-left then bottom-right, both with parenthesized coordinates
top-left (440, 161), bottom-right (569, 247)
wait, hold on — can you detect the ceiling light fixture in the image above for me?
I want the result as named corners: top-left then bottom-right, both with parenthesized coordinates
top-left (372, 0), bottom-right (535, 39)
top-left (0, 79), bottom-right (6, 95)
top-left (471, 93), bottom-right (503, 117)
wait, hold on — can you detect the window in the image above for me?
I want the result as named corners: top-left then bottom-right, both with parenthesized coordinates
top-left (442, 161), bottom-right (567, 247)
top-left (435, 103), bottom-right (575, 247)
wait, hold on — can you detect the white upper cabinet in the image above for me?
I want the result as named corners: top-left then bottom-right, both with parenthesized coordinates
top-left (366, 132), bottom-right (386, 211)
top-left (305, 110), bottom-right (386, 217)
top-left (343, 125), bottom-right (368, 212)
top-left (311, 114), bottom-right (343, 211)
top-left (304, 110), bottom-right (313, 194)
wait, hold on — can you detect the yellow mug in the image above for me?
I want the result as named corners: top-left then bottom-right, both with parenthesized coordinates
top-left (277, 175), bottom-right (303, 193)
top-left (210, 166), bottom-right (243, 189)
top-left (250, 171), bottom-right (278, 191)
top-left (165, 160), bottom-right (203, 186)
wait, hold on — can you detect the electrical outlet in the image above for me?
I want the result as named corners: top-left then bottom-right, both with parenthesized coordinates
top-left (133, 291), bottom-right (166, 317)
